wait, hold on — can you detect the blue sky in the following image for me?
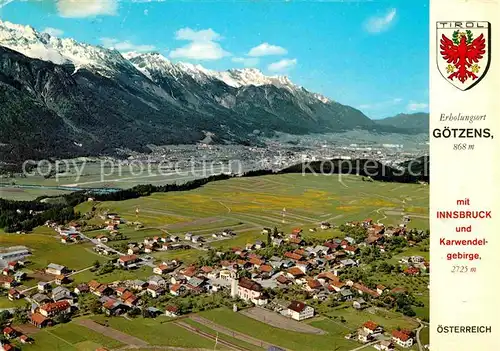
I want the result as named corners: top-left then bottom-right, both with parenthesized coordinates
top-left (0, 0), bottom-right (429, 119)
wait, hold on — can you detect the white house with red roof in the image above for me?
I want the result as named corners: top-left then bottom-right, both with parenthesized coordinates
top-left (392, 330), bottom-right (414, 348)
top-left (287, 301), bottom-right (314, 321)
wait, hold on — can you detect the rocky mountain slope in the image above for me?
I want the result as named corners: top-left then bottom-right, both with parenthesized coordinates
top-left (0, 20), bottom-right (412, 162)
top-left (376, 112), bottom-right (429, 134)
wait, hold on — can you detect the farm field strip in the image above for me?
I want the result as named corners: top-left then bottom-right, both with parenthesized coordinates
top-left (190, 315), bottom-right (278, 350)
top-left (182, 319), bottom-right (263, 351)
top-left (198, 308), bottom-right (360, 351)
top-left (174, 320), bottom-right (249, 351)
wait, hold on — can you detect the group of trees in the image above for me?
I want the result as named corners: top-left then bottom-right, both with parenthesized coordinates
top-left (359, 246), bottom-right (391, 264)
top-left (338, 224), bottom-right (368, 243)
top-left (0, 171), bottom-right (254, 233)
top-left (93, 260), bottom-right (116, 276)
top-left (144, 291), bottom-right (247, 316)
top-left (0, 307), bottom-right (30, 332)
top-left (387, 293), bottom-right (424, 317)
top-left (0, 197), bottom-right (79, 233)
top-left (279, 157), bottom-right (429, 183)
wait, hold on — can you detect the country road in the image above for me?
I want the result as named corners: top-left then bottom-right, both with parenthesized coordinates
top-left (80, 231), bottom-right (157, 267)
top-left (348, 340), bottom-right (379, 351)
top-left (20, 266), bottom-right (94, 294)
top-left (415, 319), bottom-right (426, 351)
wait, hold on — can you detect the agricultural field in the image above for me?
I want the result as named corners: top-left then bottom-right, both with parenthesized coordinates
top-left (319, 304), bottom-right (419, 331)
top-left (0, 234), bottom-right (106, 272)
top-left (0, 162), bottom-right (231, 200)
top-left (0, 173), bottom-right (429, 349)
top-left (0, 186), bottom-right (71, 201)
top-left (182, 318), bottom-right (262, 351)
top-left (199, 307), bottom-right (360, 351)
top-left (90, 315), bottom-right (219, 349)
top-left (0, 174), bottom-right (428, 304)
top-left (77, 174), bottom-right (428, 249)
top-left (20, 319), bottom-right (125, 351)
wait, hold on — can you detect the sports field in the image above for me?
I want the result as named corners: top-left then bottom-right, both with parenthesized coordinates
top-left (78, 174), bottom-right (428, 257)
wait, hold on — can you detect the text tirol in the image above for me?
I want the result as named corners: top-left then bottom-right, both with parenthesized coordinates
top-left (436, 21), bottom-right (489, 29)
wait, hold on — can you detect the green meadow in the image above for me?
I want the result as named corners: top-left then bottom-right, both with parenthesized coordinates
top-left (78, 174), bottom-right (428, 249)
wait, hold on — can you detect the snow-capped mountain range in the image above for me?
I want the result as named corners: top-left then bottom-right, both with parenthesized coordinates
top-left (125, 51), bottom-right (301, 91)
top-left (0, 20), bottom-right (135, 76)
top-left (0, 20), bottom-right (409, 162)
top-left (0, 20), bottom-right (327, 101)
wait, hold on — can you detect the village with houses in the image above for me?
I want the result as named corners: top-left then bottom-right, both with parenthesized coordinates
top-left (0, 207), bottom-right (430, 351)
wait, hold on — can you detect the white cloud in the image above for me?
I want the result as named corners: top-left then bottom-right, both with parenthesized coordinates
top-left (407, 101), bottom-right (428, 111)
top-left (365, 8), bottom-right (397, 33)
top-left (175, 28), bottom-right (222, 42)
top-left (57, 0), bottom-right (118, 18)
top-left (170, 41), bottom-right (229, 60)
top-left (247, 43), bottom-right (287, 57)
top-left (268, 58), bottom-right (297, 72)
top-left (170, 27), bottom-right (230, 61)
top-left (42, 27), bottom-right (64, 37)
top-left (231, 57), bottom-right (260, 67)
top-left (100, 37), bottom-right (155, 52)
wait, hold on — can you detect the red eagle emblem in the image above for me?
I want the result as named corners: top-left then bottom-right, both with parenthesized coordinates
top-left (440, 30), bottom-right (486, 83)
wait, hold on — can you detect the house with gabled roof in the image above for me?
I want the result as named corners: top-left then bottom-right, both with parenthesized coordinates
top-left (305, 279), bottom-right (322, 292)
top-left (344, 245), bottom-right (359, 255)
top-left (74, 284), bottom-right (89, 295)
top-left (363, 321), bottom-right (383, 335)
top-left (30, 313), bottom-right (51, 328)
top-left (102, 299), bottom-right (128, 316)
top-left (51, 286), bottom-right (72, 302)
top-left (148, 275), bottom-right (167, 287)
top-left (353, 283), bottom-right (380, 298)
top-left (0, 276), bottom-right (14, 289)
top-left (165, 305), bottom-right (179, 317)
top-left (31, 293), bottom-right (50, 305)
top-left (339, 289), bottom-right (353, 301)
top-left (237, 278), bottom-right (267, 305)
top-left (276, 275), bottom-right (292, 286)
top-left (7, 289), bottom-right (21, 301)
top-left (147, 284), bottom-right (165, 298)
top-left (118, 255), bottom-right (139, 268)
top-left (286, 267), bottom-right (306, 282)
top-left (170, 284), bottom-right (186, 296)
top-left (3, 327), bottom-right (17, 339)
top-left (287, 301), bottom-right (314, 321)
top-left (46, 263), bottom-right (67, 276)
top-left (392, 330), bottom-right (413, 348)
top-left (39, 301), bottom-right (71, 318)
top-left (329, 280), bottom-right (345, 292)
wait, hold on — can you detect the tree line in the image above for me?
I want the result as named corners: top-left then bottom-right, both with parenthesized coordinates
top-left (0, 156), bottom-right (428, 233)
top-left (1, 173), bottom-right (234, 233)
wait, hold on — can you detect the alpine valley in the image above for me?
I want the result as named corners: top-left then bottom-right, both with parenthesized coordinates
top-left (0, 21), bottom-right (426, 162)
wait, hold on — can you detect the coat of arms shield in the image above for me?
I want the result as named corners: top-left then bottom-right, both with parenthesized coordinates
top-left (436, 21), bottom-right (491, 90)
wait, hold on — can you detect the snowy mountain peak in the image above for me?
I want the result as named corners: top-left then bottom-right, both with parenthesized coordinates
top-left (0, 20), bottom-right (330, 104)
top-left (0, 20), bottom-right (134, 75)
top-left (124, 53), bottom-right (331, 102)
top-left (216, 67), bottom-right (295, 89)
